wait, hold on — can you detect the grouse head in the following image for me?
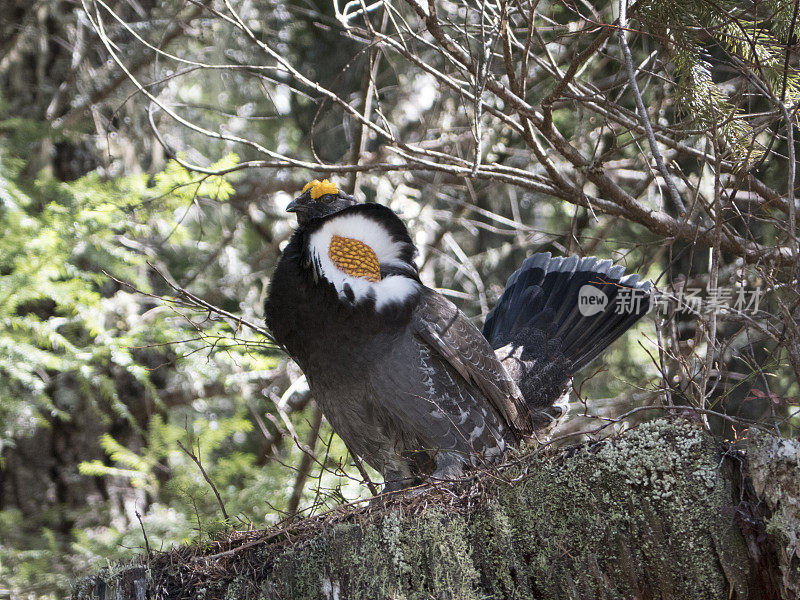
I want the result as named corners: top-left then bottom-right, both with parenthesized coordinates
top-left (286, 179), bottom-right (357, 225)
top-left (287, 178), bottom-right (421, 311)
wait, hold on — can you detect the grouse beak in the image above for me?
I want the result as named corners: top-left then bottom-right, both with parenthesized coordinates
top-left (285, 199), bottom-right (307, 213)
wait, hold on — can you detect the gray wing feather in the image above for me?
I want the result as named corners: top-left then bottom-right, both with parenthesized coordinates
top-left (412, 289), bottom-right (529, 435)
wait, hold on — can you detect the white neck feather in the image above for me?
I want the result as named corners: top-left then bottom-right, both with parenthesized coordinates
top-left (307, 212), bottom-right (419, 310)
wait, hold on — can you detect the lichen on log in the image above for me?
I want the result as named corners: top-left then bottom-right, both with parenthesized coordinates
top-left (72, 419), bottom-right (800, 600)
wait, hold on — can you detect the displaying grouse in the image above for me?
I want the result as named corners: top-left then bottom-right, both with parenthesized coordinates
top-left (265, 179), bottom-right (651, 492)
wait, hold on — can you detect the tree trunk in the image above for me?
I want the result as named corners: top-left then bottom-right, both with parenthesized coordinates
top-left (72, 420), bottom-right (799, 600)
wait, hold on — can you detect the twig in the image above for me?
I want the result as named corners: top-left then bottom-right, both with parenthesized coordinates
top-left (286, 405), bottom-right (324, 517)
top-left (350, 451), bottom-right (379, 497)
top-left (135, 506), bottom-right (151, 556)
top-left (177, 439), bottom-right (230, 522)
top-left (617, 0), bottom-right (685, 216)
top-left (700, 139), bottom-right (723, 429)
top-left (540, 403), bottom-right (777, 449)
top-left (145, 262), bottom-right (278, 344)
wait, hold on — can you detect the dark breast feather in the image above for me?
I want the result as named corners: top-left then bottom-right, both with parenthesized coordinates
top-left (264, 230), bottom-right (309, 364)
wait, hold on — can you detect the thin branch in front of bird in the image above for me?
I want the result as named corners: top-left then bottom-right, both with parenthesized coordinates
top-left (177, 435), bottom-right (230, 523)
top-left (102, 266), bottom-right (279, 359)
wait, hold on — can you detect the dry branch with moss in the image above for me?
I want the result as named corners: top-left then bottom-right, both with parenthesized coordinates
top-left (73, 420), bottom-right (799, 600)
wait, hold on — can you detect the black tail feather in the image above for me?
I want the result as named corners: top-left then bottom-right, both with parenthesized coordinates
top-left (483, 253), bottom-right (651, 416)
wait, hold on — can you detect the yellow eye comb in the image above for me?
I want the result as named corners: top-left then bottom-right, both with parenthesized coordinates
top-left (301, 179), bottom-right (339, 200)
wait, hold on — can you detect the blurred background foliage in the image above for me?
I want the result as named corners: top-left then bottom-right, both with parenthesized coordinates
top-left (0, 0), bottom-right (798, 597)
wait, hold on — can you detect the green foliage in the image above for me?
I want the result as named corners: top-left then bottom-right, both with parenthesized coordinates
top-left (1, 157), bottom-right (140, 438)
top-left (154, 154), bottom-right (238, 204)
top-left (0, 510), bottom-right (74, 599)
top-left (0, 136), bottom-right (244, 443)
top-left (0, 123), bottom-right (309, 597)
top-left (78, 433), bottom-right (160, 492)
top-left (641, 0), bottom-right (800, 167)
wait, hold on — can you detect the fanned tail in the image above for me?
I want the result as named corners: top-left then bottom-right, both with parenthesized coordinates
top-left (482, 253), bottom-right (651, 428)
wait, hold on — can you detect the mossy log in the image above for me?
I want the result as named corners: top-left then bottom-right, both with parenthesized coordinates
top-left (73, 420), bottom-right (799, 600)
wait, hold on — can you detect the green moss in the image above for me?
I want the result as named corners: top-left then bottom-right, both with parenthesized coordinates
top-left (482, 420), bottom-right (743, 598)
top-left (267, 509), bottom-right (480, 600)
